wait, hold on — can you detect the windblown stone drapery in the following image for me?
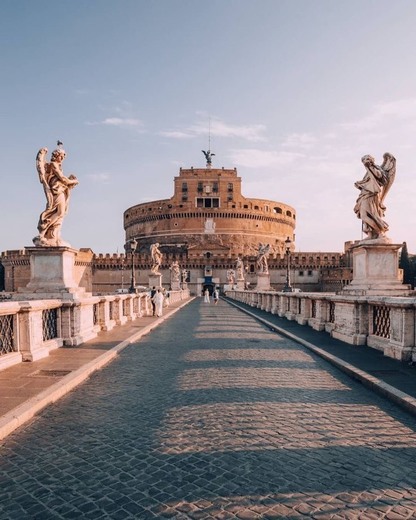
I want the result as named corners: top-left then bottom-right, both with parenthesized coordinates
top-left (354, 153), bottom-right (396, 240)
top-left (33, 146), bottom-right (78, 247)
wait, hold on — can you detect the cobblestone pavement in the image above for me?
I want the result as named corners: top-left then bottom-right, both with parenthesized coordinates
top-left (2, 299), bottom-right (416, 519)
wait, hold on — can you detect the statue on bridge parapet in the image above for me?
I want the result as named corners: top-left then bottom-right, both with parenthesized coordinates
top-left (169, 260), bottom-right (180, 283)
top-left (181, 269), bottom-right (189, 284)
top-left (354, 153), bottom-right (396, 241)
top-left (150, 243), bottom-right (163, 274)
top-left (256, 243), bottom-right (271, 274)
top-left (235, 256), bottom-right (245, 281)
top-left (33, 143), bottom-right (79, 247)
top-left (226, 269), bottom-right (236, 285)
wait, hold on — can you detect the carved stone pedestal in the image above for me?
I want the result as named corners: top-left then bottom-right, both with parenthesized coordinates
top-left (149, 273), bottom-right (162, 289)
top-left (255, 273), bottom-right (271, 291)
top-left (15, 247), bottom-right (88, 300)
top-left (236, 280), bottom-right (245, 290)
top-left (341, 239), bottom-right (411, 296)
top-left (171, 280), bottom-right (181, 291)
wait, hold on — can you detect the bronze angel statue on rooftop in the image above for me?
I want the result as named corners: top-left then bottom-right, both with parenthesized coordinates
top-left (354, 153), bottom-right (396, 240)
top-left (202, 149), bottom-right (215, 167)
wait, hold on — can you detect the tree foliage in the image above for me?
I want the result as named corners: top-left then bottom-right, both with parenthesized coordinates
top-left (399, 242), bottom-right (414, 287)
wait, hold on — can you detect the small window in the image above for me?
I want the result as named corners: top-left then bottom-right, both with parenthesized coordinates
top-left (228, 183), bottom-right (233, 191)
top-left (286, 210), bottom-right (292, 217)
top-left (182, 182), bottom-right (188, 192)
top-left (254, 205), bottom-right (259, 210)
top-left (274, 207), bottom-right (282, 214)
top-left (197, 198), bottom-right (203, 207)
top-left (213, 182), bottom-right (218, 192)
top-left (197, 182), bottom-right (203, 192)
top-left (299, 270), bottom-right (304, 276)
top-left (243, 204), bottom-right (248, 209)
top-left (182, 195), bottom-right (188, 202)
top-left (308, 270), bottom-right (313, 276)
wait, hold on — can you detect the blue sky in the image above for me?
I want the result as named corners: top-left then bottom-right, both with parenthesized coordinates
top-left (2, 0), bottom-right (416, 254)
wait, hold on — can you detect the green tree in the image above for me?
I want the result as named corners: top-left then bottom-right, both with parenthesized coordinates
top-left (399, 242), bottom-right (413, 287)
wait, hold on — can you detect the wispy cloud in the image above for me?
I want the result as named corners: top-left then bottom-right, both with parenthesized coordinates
top-left (340, 98), bottom-right (416, 132)
top-left (160, 115), bottom-right (267, 142)
top-left (281, 133), bottom-right (317, 149)
top-left (160, 130), bottom-right (194, 139)
top-left (86, 117), bottom-right (143, 128)
top-left (87, 173), bottom-right (111, 184)
top-left (228, 148), bottom-right (303, 168)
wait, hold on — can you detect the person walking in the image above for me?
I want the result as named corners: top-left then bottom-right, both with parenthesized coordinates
top-left (152, 289), bottom-right (164, 317)
top-left (150, 286), bottom-right (156, 316)
top-left (203, 288), bottom-right (210, 303)
top-left (164, 288), bottom-right (170, 307)
top-left (213, 288), bottom-right (219, 305)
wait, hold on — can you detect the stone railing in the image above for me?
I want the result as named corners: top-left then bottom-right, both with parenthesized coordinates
top-left (226, 290), bottom-right (416, 362)
top-left (0, 289), bottom-right (190, 371)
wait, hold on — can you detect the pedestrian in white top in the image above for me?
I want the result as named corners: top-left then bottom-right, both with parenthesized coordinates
top-left (203, 288), bottom-right (210, 303)
top-left (152, 289), bottom-right (164, 317)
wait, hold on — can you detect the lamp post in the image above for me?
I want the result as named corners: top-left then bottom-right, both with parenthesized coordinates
top-left (129, 238), bottom-right (138, 293)
top-left (283, 236), bottom-right (293, 292)
top-left (121, 255), bottom-right (125, 291)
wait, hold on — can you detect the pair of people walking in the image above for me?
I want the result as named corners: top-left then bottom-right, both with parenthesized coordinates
top-left (151, 287), bottom-right (164, 317)
top-left (203, 288), bottom-right (219, 304)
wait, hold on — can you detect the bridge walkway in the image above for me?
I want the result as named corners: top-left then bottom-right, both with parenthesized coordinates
top-left (1, 297), bottom-right (416, 518)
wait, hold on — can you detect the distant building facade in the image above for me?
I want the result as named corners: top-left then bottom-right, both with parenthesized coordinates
top-left (0, 165), bottom-right (353, 295)
top-left (124, 166), bottom-right (296, 259)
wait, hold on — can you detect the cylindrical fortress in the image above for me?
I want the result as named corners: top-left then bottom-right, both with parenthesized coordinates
top-left (124, 167), bottom-right (296, 258)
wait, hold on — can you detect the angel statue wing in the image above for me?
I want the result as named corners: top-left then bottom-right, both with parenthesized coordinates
top-left (36, 148), bottom-right (48, 185)
top-left (36, 147), bottom-right (53, 210)
top-left (380, 152), bottom-right (396, 205)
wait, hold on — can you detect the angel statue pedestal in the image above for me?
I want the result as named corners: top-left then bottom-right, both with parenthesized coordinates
top-left (149, 273), bottom-right (162, 289)
top-left (255, 272), bottom-right (271, 291)
top-left (16, 247), bottom-right (88, 300)
top-left (341, 239), bottom-right (412, 296)
top-left (342, 153), bottom-right (411, 296)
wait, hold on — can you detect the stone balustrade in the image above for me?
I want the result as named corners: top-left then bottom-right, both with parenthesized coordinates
top-left (0, 289), bottom-right (189, 370)
top-left (226, 290), bottom-right (416, 363)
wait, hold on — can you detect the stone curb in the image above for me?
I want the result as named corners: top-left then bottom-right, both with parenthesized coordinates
top-left (226, 299), bottom-right (416, 417)
top-left (0, 297), bottom-right (194, 441)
